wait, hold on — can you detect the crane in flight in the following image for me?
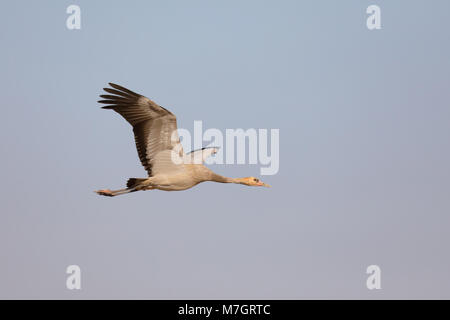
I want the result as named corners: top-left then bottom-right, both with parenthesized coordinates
top-left (95, 83), bottom-right (270, 197)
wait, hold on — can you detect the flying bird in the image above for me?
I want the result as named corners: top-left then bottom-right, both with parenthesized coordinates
top-left (95, 83), bottom-right (270, 197)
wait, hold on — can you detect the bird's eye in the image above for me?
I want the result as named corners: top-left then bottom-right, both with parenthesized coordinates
top-left (253, 178), bottom-right (259, 182)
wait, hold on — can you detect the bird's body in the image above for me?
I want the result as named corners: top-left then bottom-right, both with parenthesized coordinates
top-left (137, 165), bottom-right (209, 191)
top-left (95, 83), bottom-right (269, 197)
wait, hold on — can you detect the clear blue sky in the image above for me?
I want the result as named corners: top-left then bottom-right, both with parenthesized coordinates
top-left (0, 0), bottom-right (449, 298)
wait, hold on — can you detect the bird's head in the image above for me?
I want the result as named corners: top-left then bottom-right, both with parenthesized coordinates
top-left (239, 177), bottom-right (271, 187)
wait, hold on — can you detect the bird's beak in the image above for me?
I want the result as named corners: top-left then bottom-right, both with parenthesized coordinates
top-left (258, 182), bottom-right (271, 187)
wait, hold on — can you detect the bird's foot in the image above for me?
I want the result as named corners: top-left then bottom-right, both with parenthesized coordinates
top-left (95, 189), bottom-right (114, 197)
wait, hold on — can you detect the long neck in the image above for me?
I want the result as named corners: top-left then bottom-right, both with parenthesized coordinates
top-left (210, 172), bottom-right (243, 184)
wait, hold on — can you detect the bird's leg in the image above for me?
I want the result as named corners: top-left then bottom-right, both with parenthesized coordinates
top-left (95, 188), bottom-right (137, 197)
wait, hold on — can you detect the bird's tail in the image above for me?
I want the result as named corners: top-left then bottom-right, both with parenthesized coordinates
top-left (126, 178), bottom-right (147, 189)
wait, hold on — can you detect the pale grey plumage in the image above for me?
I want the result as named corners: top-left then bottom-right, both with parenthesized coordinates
top-left (99, 83), bottom-right (182, 177)
top-left (95, 83), bottom-right (270, 197)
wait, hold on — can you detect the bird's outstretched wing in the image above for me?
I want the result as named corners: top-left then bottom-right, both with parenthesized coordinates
top-left (98, 83), bottom-right (184, 176)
